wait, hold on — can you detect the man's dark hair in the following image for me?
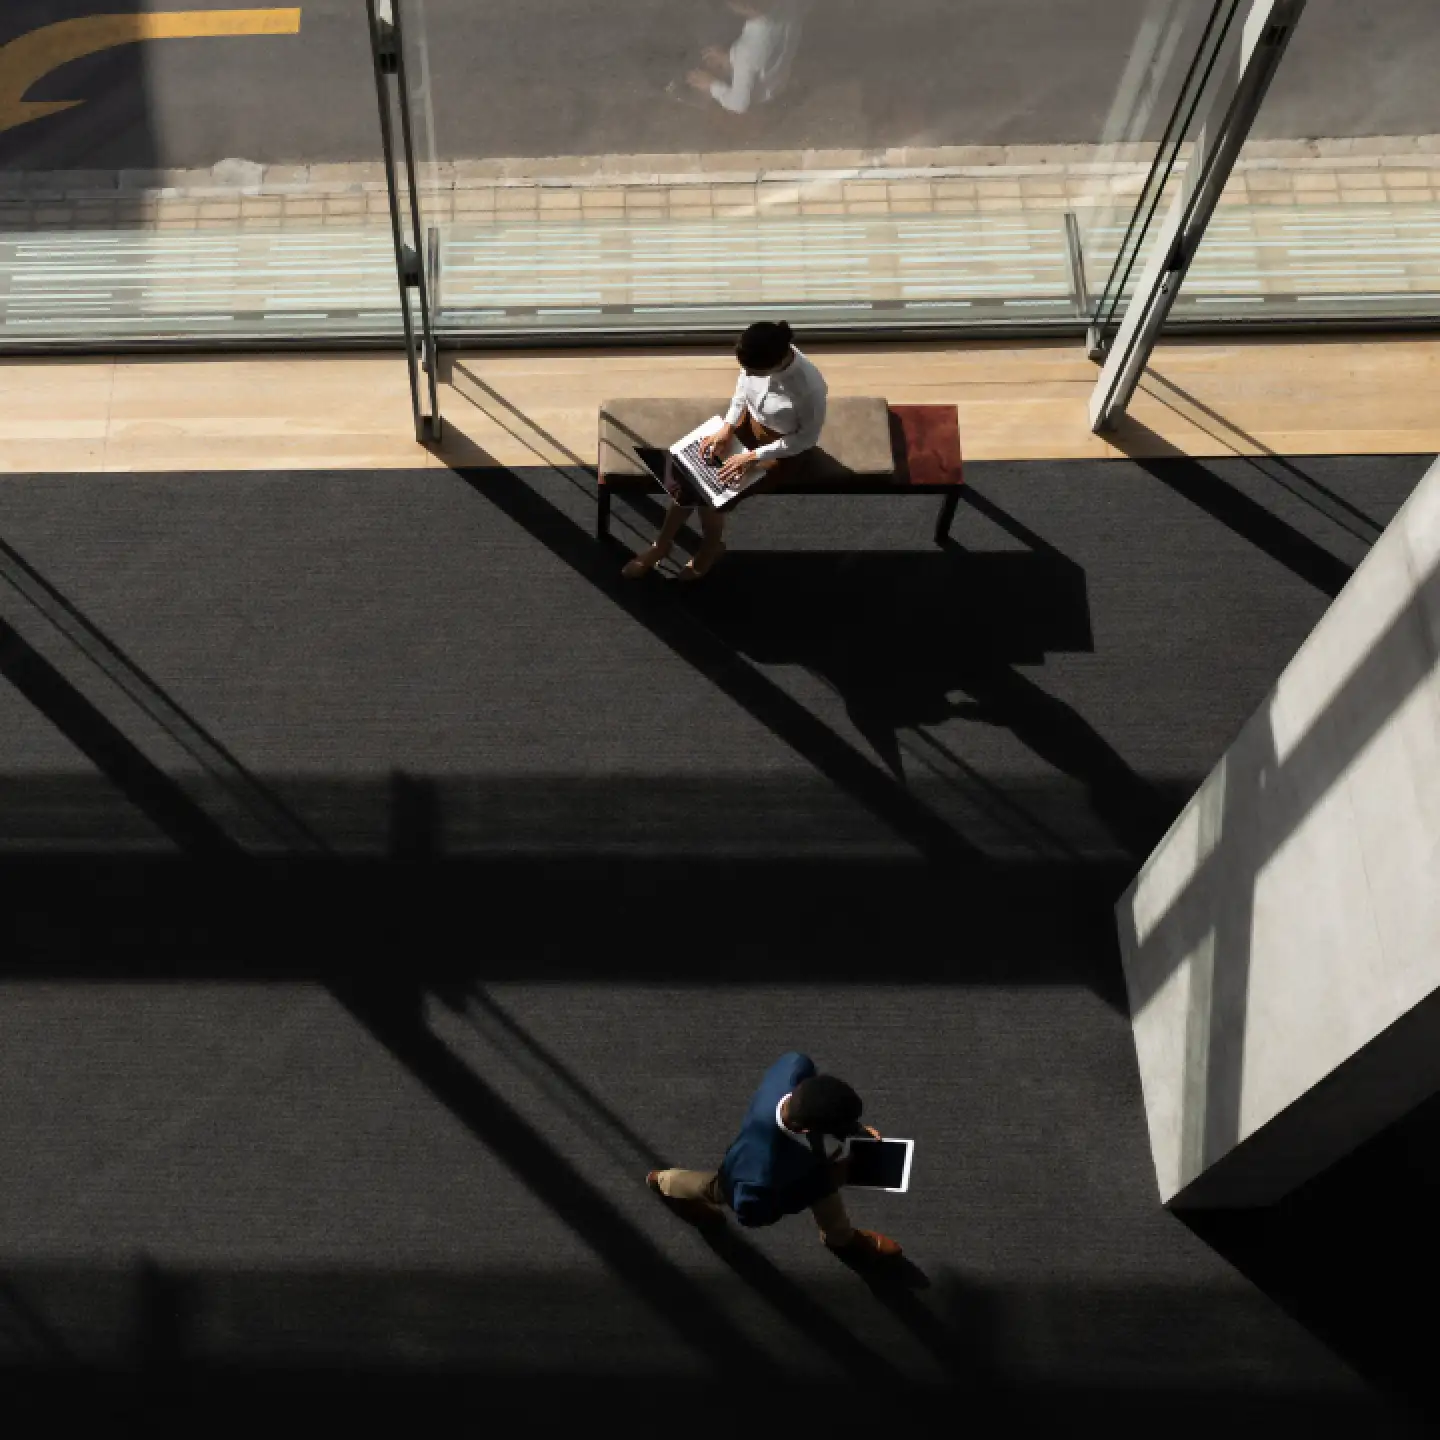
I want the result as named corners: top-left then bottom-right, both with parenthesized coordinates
top-left (735, 319), bottom-right (794, 371)
top-left (788, 1074), bottom-right (863, 1137)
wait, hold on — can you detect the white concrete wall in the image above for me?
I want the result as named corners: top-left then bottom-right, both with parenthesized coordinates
top-left (1118, 455), bottom-right (1440, 1207)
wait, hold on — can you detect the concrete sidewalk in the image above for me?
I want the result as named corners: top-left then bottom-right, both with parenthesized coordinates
top-left (3, 137), bottom-right (1439, 233)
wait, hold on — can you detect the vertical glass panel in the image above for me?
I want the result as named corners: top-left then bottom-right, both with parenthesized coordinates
top-left (369, 0), bottom-right (441, 438)
top-left (0, 3), bottom-right (401, 344)
top-left (1179, 0), bottom-right (1440, 324)
top-left (1074, 0), bottom-right (1230, 316)
top-left (5, 0), bottom-right (1430, 346)
top-left (401, 0), bottom-right (1263, 339)
top-left (376, 0), bottom-right (439, 433)
top-left (1087, 0), bottom-right (1244, 338)
top-left (396, 0), bottom-right (444, 336)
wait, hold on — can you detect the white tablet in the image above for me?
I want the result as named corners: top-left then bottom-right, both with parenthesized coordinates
top-left (845, 1137), bottom-right (914, 1193)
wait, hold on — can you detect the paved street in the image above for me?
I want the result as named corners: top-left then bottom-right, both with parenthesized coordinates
top-left (4, 0), bottom-right (1440, 173)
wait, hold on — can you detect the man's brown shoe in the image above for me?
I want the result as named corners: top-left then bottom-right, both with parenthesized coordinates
top-left (829, 1228), bottom-right (902, 1259)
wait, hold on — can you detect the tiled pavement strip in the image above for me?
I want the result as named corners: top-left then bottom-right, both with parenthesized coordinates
top-left (2, 137), bottom-right (1439, 334)
top-left (7, 136), bottom-right (1440, 227)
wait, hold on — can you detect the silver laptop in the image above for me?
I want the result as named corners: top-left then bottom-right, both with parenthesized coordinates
top-left (668, 416), bottom-right (769, 509)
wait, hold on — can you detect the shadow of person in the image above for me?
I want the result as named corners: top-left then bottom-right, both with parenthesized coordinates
top-left (330, 974), bottom-right (783, 1382)
top-left (697, 1226), bottom-right (906, 1382)
top-left (834, 1251), bottom-right (930, 1292)
top-left (896, 663), bottom-right (1175, 862)
top-left (831, 1251), bottom-right (997, 1388)
top-left (679, 547), bottom-right (1173, 861)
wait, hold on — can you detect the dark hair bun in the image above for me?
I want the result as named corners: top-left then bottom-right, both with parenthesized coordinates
top-left (736, 319), bottom-right (794, 370)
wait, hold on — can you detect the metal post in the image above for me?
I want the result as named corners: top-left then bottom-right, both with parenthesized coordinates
top-left (390, 0), bottom-right (441, 442)
top-left (1089, 0), bottom-right (1308, 433)
top-left (427, 224), bottom-right (443, 324)
top-left (1064, 212), bottom-right (1092, 322)
top-left (366, 0), bottom-right (441, 445)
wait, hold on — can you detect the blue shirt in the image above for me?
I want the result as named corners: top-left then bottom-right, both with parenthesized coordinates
top-left (718, 1052), bottom-right (837, 1227)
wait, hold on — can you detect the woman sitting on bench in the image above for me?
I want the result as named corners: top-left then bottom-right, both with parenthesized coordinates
top-left (622, 320), bottom-right (829, 581)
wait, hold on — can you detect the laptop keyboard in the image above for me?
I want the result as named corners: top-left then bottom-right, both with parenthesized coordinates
top-left (676, 438), bottom-right (728, 501)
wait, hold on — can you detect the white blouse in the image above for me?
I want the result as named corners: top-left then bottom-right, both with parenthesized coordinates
top-left (724, 347), bottom-right (829, 462)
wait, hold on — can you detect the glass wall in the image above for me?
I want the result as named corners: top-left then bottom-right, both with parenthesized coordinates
top-left (1084, 0), bottom-right (1244, 341)
top-left (1173, 0), bottom-right (1440, 324)
top-left (0, 0), bottom-right (1437, 346)
top-left (403, 0), bottom-right (1223, 338)
top-left (0, 0), bottom-right (399, 345)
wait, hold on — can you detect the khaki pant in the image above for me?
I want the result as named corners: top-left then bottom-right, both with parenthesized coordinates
top-left (738, 414), bottom-right (785, 449)
top-left (735, 414), bottom-right (793, 495)
top-left (654, 1168), bottom-right (856, 1246)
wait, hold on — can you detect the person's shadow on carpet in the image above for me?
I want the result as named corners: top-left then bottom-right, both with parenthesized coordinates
top-left (678, 542), bottom-right (1172, 861)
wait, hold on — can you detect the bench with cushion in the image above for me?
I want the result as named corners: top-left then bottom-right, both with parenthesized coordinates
top-left (596, 397), bottom-right (964, 544)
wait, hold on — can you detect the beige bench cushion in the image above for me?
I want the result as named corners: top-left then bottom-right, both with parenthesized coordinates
top-left (598, 396), bottom-right (895, 489)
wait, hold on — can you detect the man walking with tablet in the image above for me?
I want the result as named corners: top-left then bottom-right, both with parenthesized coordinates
top-left (647, 1051), bottom-right (902, 1259)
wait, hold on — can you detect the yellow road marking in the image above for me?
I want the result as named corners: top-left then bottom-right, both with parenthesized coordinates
top-left (0, 9), bottom-right (303, 134)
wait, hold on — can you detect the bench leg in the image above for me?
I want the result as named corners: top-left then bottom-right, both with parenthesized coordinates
top-left (934, 489), bottom-right (960, 544)
top-left (597, 484), bottom-right (611, 540)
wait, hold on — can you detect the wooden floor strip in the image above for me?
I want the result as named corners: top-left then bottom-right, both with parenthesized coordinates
top-left (0, 336), bottom-right (1436, 475)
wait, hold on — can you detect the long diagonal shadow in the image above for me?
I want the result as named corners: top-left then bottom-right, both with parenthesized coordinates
top-left (0, 619), bottom-right (241, 860)
top-left (660, 479), bottom-right (1166, 867)
top-left (449, 361), bottom-right (591, 473)
top-left (0, 559), bottom-right (910, 1383)
top-left (440, 385), bottom-right (1165, 881)
top-left (450, 987), bottom-right (909, 1380)
top-left (0, 535), bottom-right (326, 855)
top-left (957, 483), bottom-right (1093, 571)
top-left (896, 483), bottom-right (1164, 864)
top-left (1106, 421), bottom-right (1355, 598)
top-left (445, 435), bottom-right (988, 870)
top-left (834, 1252), bottom-right (997, 1387)
top-left (906, 725), bottom-right (1084, 860)
top-left (443, 362), bottom-right (695, 555)
top-left (331, 977), bottom-right (782, 1381)
top-left (1139, 371), bottom-right (1387, 542)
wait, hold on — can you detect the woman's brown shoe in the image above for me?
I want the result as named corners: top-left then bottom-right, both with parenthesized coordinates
top-left (677, 540), bottom-right (726, 582)
top-left (622, 545), bottom-right (667, 579)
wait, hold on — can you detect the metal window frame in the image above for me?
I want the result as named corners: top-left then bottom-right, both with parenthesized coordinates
top-left (1088, 0), bottom-right (1242, 350)
top-left (1089, 0), bottom-right (1309, 433)
top-left (366, 0), bottom-right (442, 444)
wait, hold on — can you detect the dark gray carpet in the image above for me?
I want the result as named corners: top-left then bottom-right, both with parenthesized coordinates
top-left (0, 450), bottom-right (1432, 1431)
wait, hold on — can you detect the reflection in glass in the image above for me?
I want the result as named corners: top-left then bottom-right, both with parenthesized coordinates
top-left (1, 0), bottom-right (1437, 345)
top-left (1090, 0), bottom-right (1241, 339)
top-left (671, 0), bottom-right (813, 115)
top-left (1075, 0), bottom-right (1219, 314)
top-left (1177, 0), bottom-right (1440, 325)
